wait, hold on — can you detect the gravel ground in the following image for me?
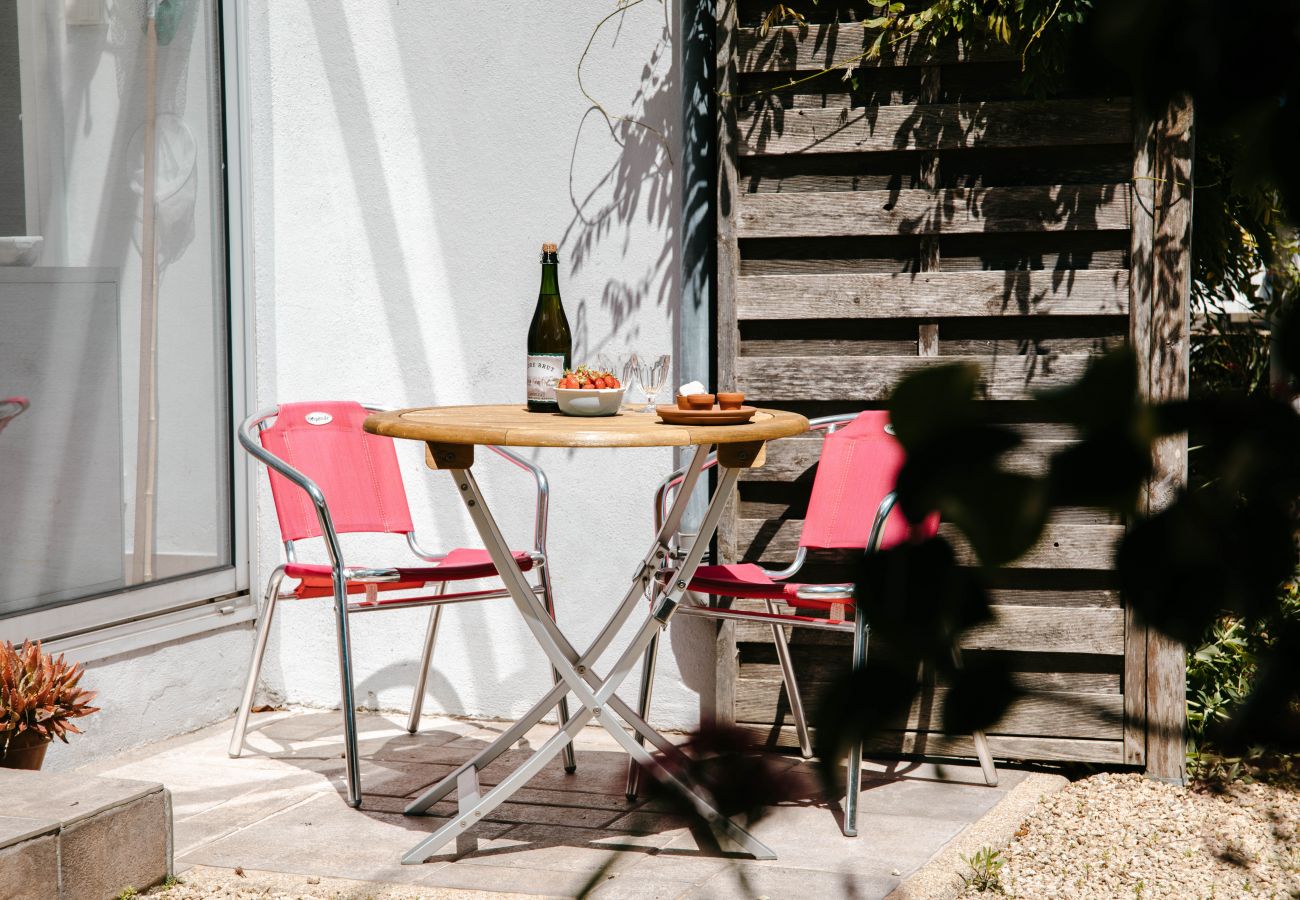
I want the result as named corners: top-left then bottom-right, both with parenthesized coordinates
top-left (139, 865), bottom-right (531, 900)
top-left (957, 773), bottom-right (1300, 899)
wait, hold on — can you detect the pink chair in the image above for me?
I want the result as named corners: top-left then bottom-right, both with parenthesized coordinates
top-left (232, 401), bottom-right (575, 807)
top-left (626, 410), bottom-right (997, 835)
top-left (0, 397), bottom-right (29, 435)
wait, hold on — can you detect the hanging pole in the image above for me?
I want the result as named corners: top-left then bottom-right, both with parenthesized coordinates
top-left (131, 1), bottom-right (160, 584)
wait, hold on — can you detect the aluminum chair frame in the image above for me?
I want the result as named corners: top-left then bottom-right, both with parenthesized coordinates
top-left (231, 404), bottom-right (575, 808)
top-left (0, 397), bottom-right (29, 436)
top-left (625, 414), bottom-right (998, 836)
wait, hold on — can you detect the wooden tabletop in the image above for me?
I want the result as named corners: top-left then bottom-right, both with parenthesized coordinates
top-left (364, 404), bottom-right (809, 449)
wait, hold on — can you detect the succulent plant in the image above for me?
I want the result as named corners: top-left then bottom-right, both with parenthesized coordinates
top-left (0, 640), bottom-right (99, 744)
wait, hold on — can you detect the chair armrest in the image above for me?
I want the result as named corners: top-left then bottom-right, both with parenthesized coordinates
top-left (238, 408), bottom-right (346, 573)
top-left (486, 445), bottom-right (551, 556)
top-left (792, 583), bottom-right (854, 601)
top-left (655, 415), bottom-right (859, 574)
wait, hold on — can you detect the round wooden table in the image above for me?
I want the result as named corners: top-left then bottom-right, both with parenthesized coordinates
top-left (363, 403), bottom-right (807, 864)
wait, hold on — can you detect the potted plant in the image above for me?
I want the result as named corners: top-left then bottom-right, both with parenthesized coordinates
top-left (0, 640), bottom-right (99, 770)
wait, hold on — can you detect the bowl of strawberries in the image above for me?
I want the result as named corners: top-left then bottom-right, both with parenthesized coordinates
top-left (554, 365), bottom-right (625, 417)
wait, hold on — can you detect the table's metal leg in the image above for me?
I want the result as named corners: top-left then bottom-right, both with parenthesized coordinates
top-left (538, 562), bottom-right (577, 774)
top-left (402, 447), bottom-right (774, 863)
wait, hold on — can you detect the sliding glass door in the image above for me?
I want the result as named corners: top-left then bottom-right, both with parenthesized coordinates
top-left (0, 0), bottom-right (239, 633)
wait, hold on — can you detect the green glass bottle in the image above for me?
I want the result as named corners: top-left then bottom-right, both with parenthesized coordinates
top-left (526, 242), bottom-right (572, 412)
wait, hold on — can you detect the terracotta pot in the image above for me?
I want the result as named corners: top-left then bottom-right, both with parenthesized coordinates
top-left (686, 393), bottom-right (715, 410)
top-left (0, 729), bottom-right (51, 771)
top-left (716, 392), bottom-right (745, 410)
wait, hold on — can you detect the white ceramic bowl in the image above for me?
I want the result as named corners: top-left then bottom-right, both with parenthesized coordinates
top-left (555, 387), bottom-right (625, 417)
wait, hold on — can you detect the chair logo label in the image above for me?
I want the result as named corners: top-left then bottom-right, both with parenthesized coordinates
top-left (305, 411), bottom-right (333, 426)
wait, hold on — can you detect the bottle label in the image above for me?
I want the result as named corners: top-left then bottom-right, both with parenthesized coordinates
top-left (527, 353), bottom-right (566, 402)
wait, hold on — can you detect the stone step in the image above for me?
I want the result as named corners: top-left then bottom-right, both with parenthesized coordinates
top-left (0, 768), bottom-right (171, 899)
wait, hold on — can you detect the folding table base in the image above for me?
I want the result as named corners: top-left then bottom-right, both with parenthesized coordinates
top-left (401, 445), bottom-right (776, 864)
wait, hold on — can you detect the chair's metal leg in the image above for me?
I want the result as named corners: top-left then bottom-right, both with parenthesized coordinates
top-left (624, 631), bottom-right (661, 800)
top-left (765, 598), bottom-right (813, 759)
top-left (407, 583), bottom-right (446, 734)
top-left (540, 565), bottom-right (577, 774)
top-left (229, 566), bottom-right (286, 758)
top-left (332, 573), bottom-right (363, 808)
top-left (844, 603), bottom-right (868, 837)
top-left (951, 645), bottom-right (999, 787)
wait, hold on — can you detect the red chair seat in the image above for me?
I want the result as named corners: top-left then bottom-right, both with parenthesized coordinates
top-left (689, 563), bottom-right (789, 600)
top-left (287, 548), bottom-right (534, 599)
top-left (688, 563), bottom-right (855, 617)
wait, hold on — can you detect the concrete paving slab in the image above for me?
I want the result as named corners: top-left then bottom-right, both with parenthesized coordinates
top-left (584, 872), bottom-right (696, 899)
top-left (85, 708), bottom-right (1041, 900)
top-left (447, 822), bottom-right (673, 873)
top-left (660, 805), bottom-right (967, 879)
top-left (418, 860), bottom-right (594, 897)
top-left (0, 815), bottom-right (58, 848)
top-left (172, 785), bottom-right (315, 856)
top-left (0, 768), bottom-right (161, 827)
top-left (606, 843), bottom-right (735, 885)
top-left (178, 792), bottom-right (482, 885)
top-left (685, 862), bottom-right (898, 899)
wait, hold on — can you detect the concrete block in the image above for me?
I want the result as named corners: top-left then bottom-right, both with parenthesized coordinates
top-left (0, 769), bottom-right (171, 900)
top-left (60, 791), bottom-right (171, 899)
top-left (0, 832), bottom-right (58, 900)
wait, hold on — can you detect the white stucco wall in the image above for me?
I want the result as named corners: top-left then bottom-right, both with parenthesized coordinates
top-left (43, 624), bottom-right (250, 771)
top-left (45, 2), bottom-right (712, 773)
top-left (244, 1), bottom-right (714, 730)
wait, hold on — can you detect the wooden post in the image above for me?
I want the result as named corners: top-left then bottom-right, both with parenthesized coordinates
top-left (1143, 94), bottom-right (1193, 782)
top-left (1123, 108), bottom-right (1155, 767)
top-left (713, 0), bottom-right (741, 727)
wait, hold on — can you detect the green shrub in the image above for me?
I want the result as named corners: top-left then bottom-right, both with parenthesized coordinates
top-left (1187, 578), bottom-right (1300, 780)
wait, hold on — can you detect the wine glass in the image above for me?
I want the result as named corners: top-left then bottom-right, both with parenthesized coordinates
top-left (635, 353), bottom-right (671, 414)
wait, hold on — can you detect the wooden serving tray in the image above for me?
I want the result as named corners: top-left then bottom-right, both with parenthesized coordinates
top-left (655, 405), bottom-right (757, 426)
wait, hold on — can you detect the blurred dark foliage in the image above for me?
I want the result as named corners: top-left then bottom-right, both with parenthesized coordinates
top-left (638, 723), bottom-right (800, 823)
top-left (815, 328), bottom-right (1300, 780)
top-left (1091, 0), bottom-right (1300, 400)
top-left (811, 0), bottom-right (1300, 789)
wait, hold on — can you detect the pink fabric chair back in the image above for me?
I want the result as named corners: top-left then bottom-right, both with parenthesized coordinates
top-left (798, 410), bottom-right (938, 551)
top-left (259, 401), bottom-right (415, 542)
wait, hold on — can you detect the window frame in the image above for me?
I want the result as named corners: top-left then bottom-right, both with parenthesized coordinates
top-left (1, 1), bottom-right (255, 659)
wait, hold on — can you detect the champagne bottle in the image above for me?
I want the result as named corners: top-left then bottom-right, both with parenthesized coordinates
top-left (526, 243), bottom-right (572, 412)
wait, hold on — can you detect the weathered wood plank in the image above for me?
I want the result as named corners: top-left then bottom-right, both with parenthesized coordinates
top-left (945, 523), bottom-right (1122, 571)
top-left (736, 353), bottom-right (1094, 401)
top-left (737, 24), bottom-right (1015, 72)
top-left (728, 597), bottom-right (1122, 655)
top-left (740, 656), bottom-right (1122, 695)
top-left (736, 680), bottom-right (1123, 738)
top-left (737, 269), bottom-right (1131, 320)
top-left (738, 185), bottom-right (1132, 239)
top-left (961, 605), bottom-right (1124, 655)
top-left (739, 100), bottom-right (1133, 156)
top-left (741, 723), bottom-right (1127, 764)
top-left (733, 517), bottom-right (1121, 571)
top-left (738, 434), bottom-right (1079, 482)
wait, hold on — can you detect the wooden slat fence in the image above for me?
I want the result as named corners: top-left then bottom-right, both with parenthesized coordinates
top-left (713, 2), bottom-right (1190, 774)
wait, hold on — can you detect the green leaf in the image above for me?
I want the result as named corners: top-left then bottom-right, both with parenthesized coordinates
top-left (888, 363), bottom-right (980, 450)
